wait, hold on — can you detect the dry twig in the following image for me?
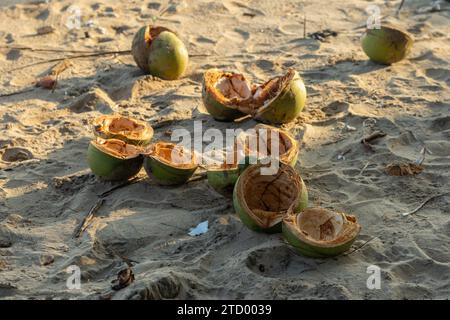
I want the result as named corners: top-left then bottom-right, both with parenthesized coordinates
top-left (402, 192), bottom-right (450, 217)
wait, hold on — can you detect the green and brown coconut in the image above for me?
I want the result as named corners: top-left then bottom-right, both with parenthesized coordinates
top-left (361, 25), bottom-right (413, 65)
top-left (87, 139), bottom-right (143, 181)
top-left (233, 163), bottom-right (308, 233)
top-left (131, 25), bottom-right (188, 80)
top-left (207, 149), bottom-right (241, 197)
top-left (207, 125), bottom-right (299, 197)
top-left (144, 142), bottom-right (198, 185)
top-left (93, 115), bottom-right (153, 146)
top-left (202, 69), bottom-right (307, 124)
top-left (283, 207), bottom-right (361, 258)
top-left (202, 69), bottom-right (251, 121)
top-left (236, 124), bottom-right (299, 167)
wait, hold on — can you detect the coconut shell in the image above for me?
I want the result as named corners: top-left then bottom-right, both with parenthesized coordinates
top-left (143, 142), bottom-right (198, 185)
top-left (93, 115), bottom-right (153, 146)
top-left (361, 25), bottom-right (413, 65)
top-left (131, 25), bottom-right (188, 80)
top-left (87, 139), bottom-right (143, 181)
top-left (202, 69), bottom-right (251, 121)
top-left (236, 124), bottom-right (299, 167)
top-left (253, 70), bottom-right (307, 124)
top-left (233, 163), bottom-right (308, 233)
top-left (283, 207), bottom-right (361, 258)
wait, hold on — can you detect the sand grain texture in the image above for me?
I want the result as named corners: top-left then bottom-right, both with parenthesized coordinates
top-left (0, 0), bottom-right (449, 299)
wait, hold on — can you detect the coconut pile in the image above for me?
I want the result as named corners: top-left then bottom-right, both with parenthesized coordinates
top-left (0, 0), bottom-right (449, 300)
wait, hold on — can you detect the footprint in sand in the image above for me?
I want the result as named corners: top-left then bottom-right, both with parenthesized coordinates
top-left (245, 246), bottom-right (314, 278)
top-left (321, 101), bottom-right (349, 117)
top-left (425, 68), bottom-right (450, 86)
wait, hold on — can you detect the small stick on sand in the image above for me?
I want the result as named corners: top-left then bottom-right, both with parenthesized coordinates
top-left (98, 176), bottom-right (143, 198)
top-left (73, 198), bottom-right (105, 238)
top-left (361, 131), bottom-right (387, 144)
top-left (396, 0), bottom-right (406, 16)
top-left (303, 15), bottom-right (307, 39)
top-left (361, 130), bottom-right (386, 151)
top-left (8, 50), bottom-right (131, 72)
top-left (73, 177), bottom-right (144, 238)
top-left (0, 88), bottom-right (35, 98)
top-left (342, 236), bottom-right (378, 256)
top-left (0, 45), bottom-right (103, 54)
top-left (402, 192), bottom-right (450, 217)
top-left (358, 161), bottom-right (370, 176)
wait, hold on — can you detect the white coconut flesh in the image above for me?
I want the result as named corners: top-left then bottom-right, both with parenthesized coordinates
top-left (150, 142), bottom-right (197, 169)
top-left (206, 70), bottom-right (294, 111)
top-left (215, 75), bottom-right (252, 101)
top-left (240, 165), bottom-right (301, 227)
top-left (92, 139), bottom-right (141, 160)
top-left (294, 208), bottom-right (360, 246)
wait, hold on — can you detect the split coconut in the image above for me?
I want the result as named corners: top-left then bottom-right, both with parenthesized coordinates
top-left (131, 25), bottom-right (188, 80)
top-left (87, 139), bottom-right (143, 181)
top-left (202, 69), bottom-right (307, 124)
top-left (283, 207), bottom-right (361, 258)
top-left (93, 115), bottom-right (153, 146)
top-left (233, 163), bottom-right (308, 233)
top-left (144, 142), bottom-right (198, 185)
top-left (207, 125), bottom-right (299, 197)
top-left (361, 25), bottom-right (413, 65)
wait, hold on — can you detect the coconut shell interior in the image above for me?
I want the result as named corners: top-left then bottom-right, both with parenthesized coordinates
top-left (205, 69), bottom-right (296, 115)
top-left (240, 164), bottom-right (301, 227)
top-left (204, 69), bottom-right (252, 106)
top-left (145, 26), bottom-right (172, 45)
top-left (236, 126), bottom-right (295, 161)
top-left (92, 139), bottom-right (141, 159)
top-left (150, 142), bottom-right (197, 169)
top-left (95, 115), bottom-right (151, 140)
top-left (295, 208), bottom-right (360, 245)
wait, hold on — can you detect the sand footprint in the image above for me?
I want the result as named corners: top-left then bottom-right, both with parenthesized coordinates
top-left (245, 245), bottom-right (315, 278)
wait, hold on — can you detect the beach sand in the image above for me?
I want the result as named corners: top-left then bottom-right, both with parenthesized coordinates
top-left (0, 0), bottom-right (449, 299)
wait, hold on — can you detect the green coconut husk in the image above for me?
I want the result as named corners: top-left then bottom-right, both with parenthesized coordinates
top-left (252, 70), bottom-right (307, 124)
top-left (283, 207), bottom-right (361, 258)
top-left (131, 25), bottom-right (188, 80)
top-left (207, 163), bottom-right (240, 197)
top-left (144, 142), bottom-right (198, 185)
top-left (93, 114), bottom-right (153, 146)
top-left (233, 163), bottom-right (308, 233)
top-left (361, 25), bottom-right (413, 65)
top-left (87, 139), bottom-right (143, 181)
top-left (202, 69), bottom-right (251, 121)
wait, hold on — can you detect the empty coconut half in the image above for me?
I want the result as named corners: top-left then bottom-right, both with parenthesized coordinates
top-left (236, 124), bottom-right (299, 167)
top-left (143, 142), bottom-right (198, 185)
top-left (93, 115), bottom-right (153, 146)
top-left (283, 207), bottom-right (361, 258)
top-left (233, 163), bottom-right (308, 233)
top-left (87, 139), bottom-right (144, 181)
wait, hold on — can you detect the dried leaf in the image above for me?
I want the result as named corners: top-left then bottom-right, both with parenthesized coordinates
top-left (385, 163), bottom-right (424, 176)
top-left (36, 76), bottom-right (56, 89)
top-left (36, 26), bottom-right (55, 35)
top-left (111, 267), bottom-right (135, 291)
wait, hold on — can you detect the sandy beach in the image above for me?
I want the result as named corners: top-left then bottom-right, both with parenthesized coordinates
top-left (0, 0), bottom-right (449, 299)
